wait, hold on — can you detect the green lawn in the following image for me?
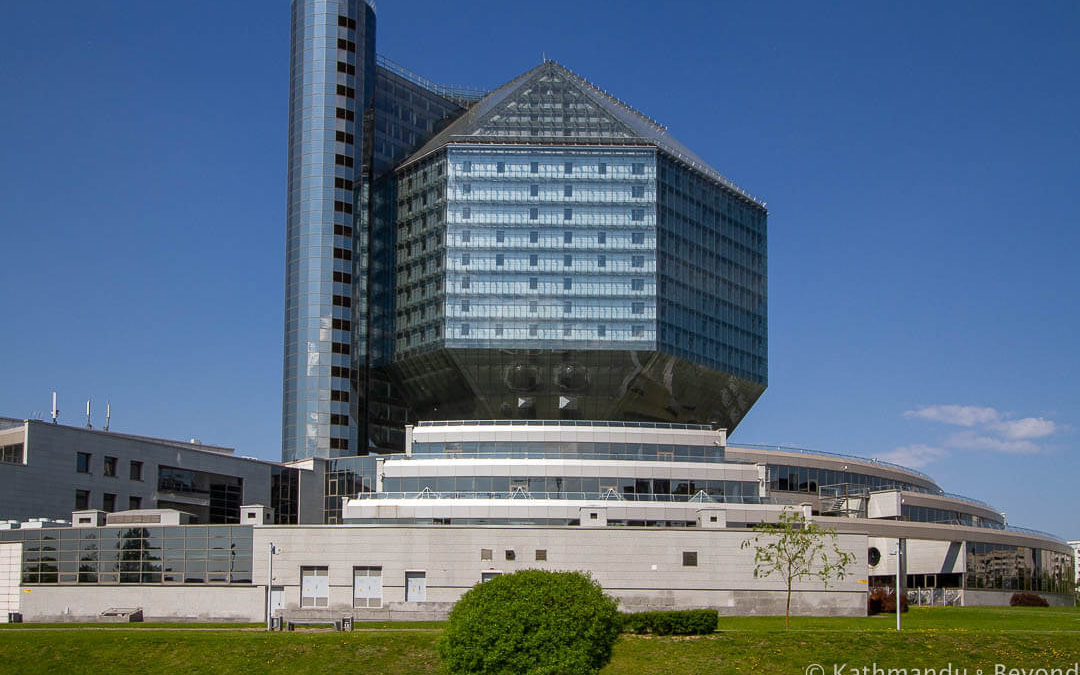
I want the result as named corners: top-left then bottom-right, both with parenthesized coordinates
top-left (0, 607), bottom-right (1076, 674)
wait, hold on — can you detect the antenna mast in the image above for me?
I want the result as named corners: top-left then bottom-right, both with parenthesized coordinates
top-left (104, 402), bottom-right (111, 432)
top-left (86, 398), bottom-right (92, 429)
top-left (51, 392), bottom-right (59, 424)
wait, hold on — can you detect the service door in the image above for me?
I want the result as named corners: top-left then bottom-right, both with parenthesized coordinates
top-left (405, 571), bottom-right (426, 602)
top-left (269, 586), bottom-right (285, 617)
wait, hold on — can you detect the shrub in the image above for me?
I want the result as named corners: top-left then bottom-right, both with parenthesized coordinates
top-left (1010, 592), bottom-right (1049, 607)
top-left (867, 588), bottom-right (908, 615)
top-left (438, 570), bottom-right (620, 675)
top-left (619, 610), bottom-right (718, 635)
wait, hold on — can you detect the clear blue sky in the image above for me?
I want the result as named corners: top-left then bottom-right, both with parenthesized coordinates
top-left (1, 1), bottom-right (1077, 537)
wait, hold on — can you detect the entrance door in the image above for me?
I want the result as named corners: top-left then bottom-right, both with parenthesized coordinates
top-left (405, 571), bottom-right (426, 602)
top-left (269, 586), bottom-right (285, 617)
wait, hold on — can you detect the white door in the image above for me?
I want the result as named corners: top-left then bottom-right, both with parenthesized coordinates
top-left (405, 571), bottom-right (426, 602)
top-left (270, 586), bottom-right (285, 617)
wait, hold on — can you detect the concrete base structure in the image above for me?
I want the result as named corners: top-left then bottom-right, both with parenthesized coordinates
top-left (18, 586), bottom-right (265, 623)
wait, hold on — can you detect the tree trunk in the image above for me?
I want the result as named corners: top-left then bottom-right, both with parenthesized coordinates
top-left (785, 582), bottom-right (792, 629)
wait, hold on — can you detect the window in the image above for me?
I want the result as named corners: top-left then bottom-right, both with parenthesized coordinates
top-left (598, 162), bottom-right (607, 174)
top-left (632, 325), bottom-right (644, 337)
top-left (329, 437), bottom-right (349, 451)
top-left (330, 389), bottom-right (350, 402)
top-left (335, 177), bottom-right (354, 191)
top-left (535, 549), bottom-right (548, 561)
top-left (496, 230), bottom-right (505, 243)
top-left (332, 294), bottom-right (351, 308)
top-left (564, 184), bottom-right (573, 197)
top-left (334, 129), bottom-right (354, 143)
top-left (332, 342), bottom-right (350, 354)
top-left (529, 254), bottom-right (538, 266)
top-left (462, 207), bottom-right (471, 220)
top-left (461, 253), bottom-right (470, 266)
top-left (496, 161), bottom-right (505, 173)
top-left (563, 278), bottom-right (572, 290)
top-left (130, 461), bottom-right (143, 481)
top-left (505, 550), bottom-right (516, 561)
top-left (460, 300), bottom-right (470, 313)
top-left (75, 490), bottom-right (90, 510)
top-left (562, 324), bottom-right (572, 336)
top-left (529, 301), bottom-right (538, 313)
top-left (301, 567), bottom-right (329, 607)
top-left (682, 551), bottom-right (698, 567)
top-left (330, 413), bottom-right (349, 426)
top-left (529, 231), bottom-right (539, 243)
top-left (462, 182), bottom-right (471, 194)
top-left (461, 276), bottom-right (471, 289)
top-left (597, 231), bottom-right (606, 245)
top-left (563, 301), bottom-right (572, 314)
top-left (460, 323), bottom-right (470, 336)
top-left (461, 230), bottom-right (471, 242)
top-left (632, 302), bottom-right (644, 314)
top-left (597, 325), bottom-right (606, 337)
top-left (129, 496), bottom-right (142, 510)
top-left (332, 271), bottom-right (352, 284)
top-left (338, 15), bottom-right (357, 30)
top-left (333, 247), bottom-right (351, 261)
top-left (494, 324), bottom-right (504, 336)
top-left (334, 152), bottom-right (353, 167)
top-left (564, 231), bottom-right (573, 244)
top-left (529, 277), bottom-right (538, 289)
top-left (462, 161), bottom-right (472, 173)
top-left (353, 566), bottom-right (383, 608)
top-left (481, 571), bottom-right (501, 583)
top-left (563, 208), bottom-right (572, 221)
top-left (597, 254), bottom-right (606, 267)
top-left (631, 278), bottom-right (645, 291)
top-left (563, 254), bottom-right (572, 267)
top-left (632, 185), bottom-right (645, 198)
top-left (632, 232), bottom-right (645, 244)
top-left (529, 207), bottom-right (539, 220)
top-left (480, 548), bottom-right (493, 561)
top-left (564, 162), bottom-right (573, 174)
top-left (0, 443), bottom-right (22, 464)
top-left (77, 452), bottom-right (91, 474)
top-left (335, 62), bottom-right (355, 76)
top-left (102, 493), bottom-right (116, 513)
top-left (632, 163), bottom-right (644, 175)
top-left (496, 254), bottom-right (505, 266)
top-left (529, 324), bottom-right (538, 336)
top-left (632, 255), bottom-right (644, 267)
top-left (333, 224), bottom-right (353, 237)
top-left (632, 209), bottom-right (645, 222)
top-left (335, 107), bottom-right (354, 121)
top-left (530, 161), bottom-right (539, 173)
top-left (530, 184), bottom-right (539, 197)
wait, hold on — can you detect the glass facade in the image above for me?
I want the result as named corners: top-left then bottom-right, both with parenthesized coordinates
top-left (0, 525), bottom-right (253, 585)
top-left (411, 440), bottom-right (723, 463)
top-left (965, 543), bottom-right (1072, 594)
top-left (380, 475), bottom-right (759, 503)
top-left (284, 0), bottom-right (376, 460)
top-left (768, 464), bottom-right (932, 495)
top-left (322, 455), bottom-right (378, 523)
top-left (901, 504), bottom-right (1004, 529)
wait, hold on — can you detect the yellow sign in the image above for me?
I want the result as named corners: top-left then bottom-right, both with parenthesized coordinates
top-left (856, 579), bottom-right (868, 584)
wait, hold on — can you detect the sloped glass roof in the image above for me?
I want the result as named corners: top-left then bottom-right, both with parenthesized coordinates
top-left (402, 61), bottom-right (763, 206)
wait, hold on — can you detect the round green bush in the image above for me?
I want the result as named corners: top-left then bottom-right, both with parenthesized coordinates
top-left (438, 569), bottom-right (620, 675)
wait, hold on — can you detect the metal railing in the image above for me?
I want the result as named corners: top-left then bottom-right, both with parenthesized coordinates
top-left (730, 443), bottom-right (937, 482)
top-left (353, 490), bottom-right (762, 504)
top-left (376, 55), bottom-right (486, 103)
top-left (415, 419), bottom-right (716, 431)
top-left (1005, 525), bottom-right (1066, 542)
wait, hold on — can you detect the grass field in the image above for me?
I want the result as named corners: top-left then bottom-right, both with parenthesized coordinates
top-left (0, 607), bottom-right (1077, 674)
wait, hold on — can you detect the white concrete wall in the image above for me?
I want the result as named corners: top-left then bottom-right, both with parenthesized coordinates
top-left (867, 537), bottom-right (965, 576)
top-left (963, 589), bottom-right (1074, 608)
top-left (19, 585), bottom-right (265, 622)
top-left (254, 525), bottom-right (868, 618)
top-left (0, 543), bottom-right (20, 622)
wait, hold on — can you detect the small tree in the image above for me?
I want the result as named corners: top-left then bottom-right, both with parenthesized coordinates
top-left (741, 509), bottom-right (856, 628)
top-left (438, 569), bottom-right (620, 675)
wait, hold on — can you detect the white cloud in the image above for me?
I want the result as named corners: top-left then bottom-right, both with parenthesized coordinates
top-left (944, 431), bottom-right (1041, 454)
top-left (903, 405), bottom-right (1001, 427)
top-left (903, 404), bottom-right (1062, 456)
top-left (991, 417), bottom-right (1056, 440)
top-left (877, 444), bottom-right (947, 468)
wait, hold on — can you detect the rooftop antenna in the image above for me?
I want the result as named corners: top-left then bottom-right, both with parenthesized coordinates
top-left (51, 392), bottom-right (59, 424)
top-left (104, 402), bottom-right (111, 432)
top-left (85, 398), bottom-right (92, 430)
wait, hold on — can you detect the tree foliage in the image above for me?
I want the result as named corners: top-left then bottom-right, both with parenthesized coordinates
top-left (741, 509), bottom-right (856, 627)
top-left (438, 569), bottom-right (620, 675)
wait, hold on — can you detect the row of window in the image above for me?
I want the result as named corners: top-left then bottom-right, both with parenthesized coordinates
top-left (459, 207), bottom-right (646, 221)
top-left (75, 489), bottom-right (140, 513)
top-left (457, 277), bottom-right (647, 292)
top-left (455, 323), bottom-right (647, 338)
top-left (458, 183), bottom-right (647, 199)
top-left (457, 253), bottom-right (647, 267)
top-left (457, 300), bottom-right (649, 315)
top-left (459, 160), bottom-right (647, 176)
top-left (75, 452), bottom-right (143, 481)
top-left (381, 476), bottom-right (758, 501)
top-left (455, 230), bottom-right (648, 244)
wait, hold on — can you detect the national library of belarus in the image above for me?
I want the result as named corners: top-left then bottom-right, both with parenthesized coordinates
top-left (0, 0), bottom-right (1071, 624)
